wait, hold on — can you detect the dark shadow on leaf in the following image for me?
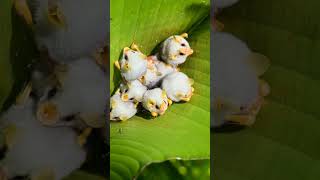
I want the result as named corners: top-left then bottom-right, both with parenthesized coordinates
top-left (185, 3), bottom-right (210, 33)
top-left (112, 67), bottom-right (122, 95)
top-left (112, 50), bottom-right (124, 95)
top-left (135, 104), bottom-right (155, 120)
top-left (80, 128), bottom-right (109, 178)
top-left (211, 123), bottom-right (246, 133)
top-left (150, 41), bottom-right (164, 56)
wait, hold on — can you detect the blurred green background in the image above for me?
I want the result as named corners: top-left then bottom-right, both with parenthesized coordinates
top-left (0, 3), bottom-right (108, 180)
top-left (213, 0), bottom-right (320, 179)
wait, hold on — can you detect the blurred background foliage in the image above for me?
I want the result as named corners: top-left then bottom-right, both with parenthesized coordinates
top-left (213, 0), bottom-right (320, 179)
top-left (0, 2), bottom-right (107, 180)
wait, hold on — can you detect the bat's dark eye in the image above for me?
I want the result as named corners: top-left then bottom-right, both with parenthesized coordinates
top-left (181, 43), bottom-right (186, 46)
top-left (129, 98), bottom-right (134, 100)
top-left (124, 89), bottom-right (128, 93)
top-left (124, 55), bottom-right (128, 60)
top-left (179, 52), bottom-right (185, 56)
top-left (47, 87), bottom-right (58, 99)
top-left (155, 105), bottom-right (159, 109)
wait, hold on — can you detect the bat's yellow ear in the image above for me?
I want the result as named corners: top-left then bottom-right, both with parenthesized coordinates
top-left (114, 61), bottom-right (121, 70)
top-left (173, 36), bottom-right (180, 43)
top-left (130, 43), bottom-right (141, 52)
top-left (123, 47), bottom-right (130, 52)
top-left (14, 0), bottom-right (33, 25)
top-left (47, 3), bottom-right (67, 29)
top-left (180, 33), bottom-right (188, 38)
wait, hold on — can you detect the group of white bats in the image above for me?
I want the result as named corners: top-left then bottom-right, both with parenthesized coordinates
top-left (0, 0), bottom-right (271, 179)
top-left (110, 34), bottom-right (195, 121)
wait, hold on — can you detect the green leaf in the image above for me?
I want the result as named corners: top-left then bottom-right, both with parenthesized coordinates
top-left (110, 0), bottom-right (210, 179)
top-left (138, 160), bottom-right (210, 180)
top-left (170, 160), bottom-right (210, 180)
top-left (137, 161), bottom-right (184, 180)
top-left (214, 0), bottom-right (320, 179)
top-left (0, 1), bottom-right (13, 110)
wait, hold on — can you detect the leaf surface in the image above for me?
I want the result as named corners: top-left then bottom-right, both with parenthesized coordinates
top-left (110, 1), bottom-right (211, 179)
